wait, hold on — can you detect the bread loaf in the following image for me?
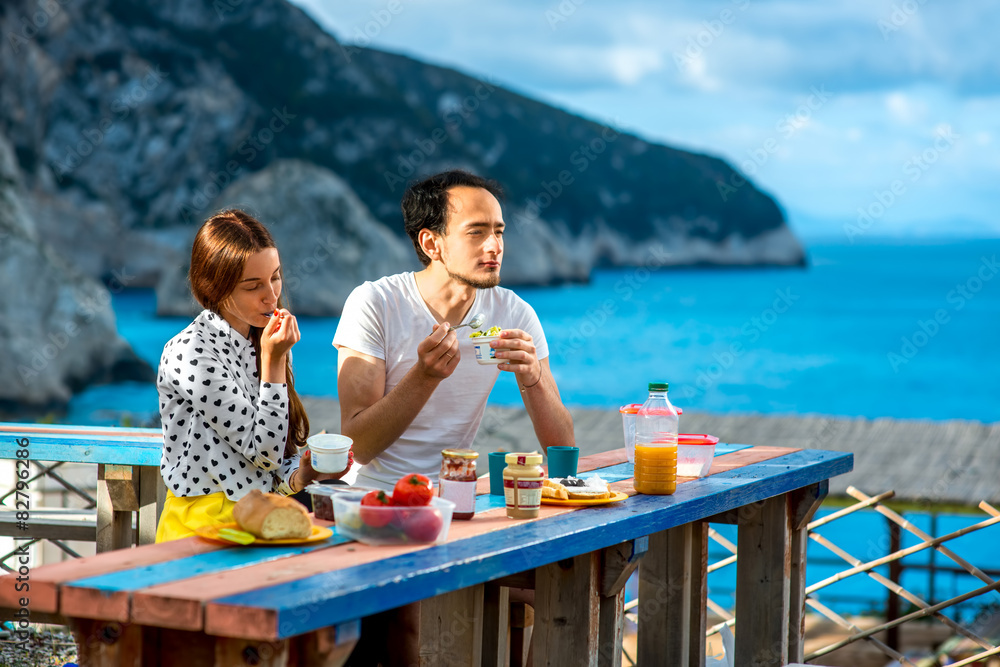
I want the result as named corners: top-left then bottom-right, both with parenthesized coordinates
top-left (233, 490), bottom-right (312, 539)
top-left (542, 478), bottom-right (569, 500)
top-left (551, 476), bottom-right (611, 500)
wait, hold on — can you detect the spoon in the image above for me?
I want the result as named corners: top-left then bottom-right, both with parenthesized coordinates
top-left (449, 313), bottom-right (485, 332)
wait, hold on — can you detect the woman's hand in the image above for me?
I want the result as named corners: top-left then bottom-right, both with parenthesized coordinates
top-left (294, 448), bottom-right (355, 491)
top-left (261, 308), bottom-right (299, 382)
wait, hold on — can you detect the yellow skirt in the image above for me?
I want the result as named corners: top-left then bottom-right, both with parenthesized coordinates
top-left (155, 489), bottom-right (236, 543)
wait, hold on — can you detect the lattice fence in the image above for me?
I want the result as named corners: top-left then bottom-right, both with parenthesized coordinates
top-left (0, 460), bottom-right (97, 570)
top-left (623, 486), bottom-right (1000, 666)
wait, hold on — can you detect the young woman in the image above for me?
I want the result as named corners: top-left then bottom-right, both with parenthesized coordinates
top-left (155, 209), bottom-right (351, 542)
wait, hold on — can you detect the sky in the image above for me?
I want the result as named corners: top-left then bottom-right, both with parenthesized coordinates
top-left (290, 0), bottom-right (1000, 240)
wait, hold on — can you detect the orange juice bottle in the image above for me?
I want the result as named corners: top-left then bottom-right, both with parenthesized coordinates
top-left (633, 382), bottom-right (679, 495)
top-left (634, 443), bottom-right (678, 494)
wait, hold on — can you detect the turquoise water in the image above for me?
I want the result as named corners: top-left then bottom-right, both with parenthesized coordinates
top-left (700, 508), bottom-right (1000, 619)
top-left (62, 237), bottom-right (1000, 616)
top-left (68, 238), bottom-right (1000, 425)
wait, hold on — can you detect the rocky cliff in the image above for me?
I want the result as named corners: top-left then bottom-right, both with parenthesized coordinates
top-left (0, 0), bottom-right (804, 309)
top-left (155, 159), bottom-right (418, 315)
top-left (0, 134), bottom-right (153, 415)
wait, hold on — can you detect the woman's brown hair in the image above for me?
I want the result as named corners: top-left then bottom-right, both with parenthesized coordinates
top-left (189, 209), bottom-right (309, 459)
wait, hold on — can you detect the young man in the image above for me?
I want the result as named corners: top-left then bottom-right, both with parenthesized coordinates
top-left (334, 170), bottom-right (575, 491)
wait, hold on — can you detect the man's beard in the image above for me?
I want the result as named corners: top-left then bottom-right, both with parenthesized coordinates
top-left (447, 267), bottom-right (500, 289)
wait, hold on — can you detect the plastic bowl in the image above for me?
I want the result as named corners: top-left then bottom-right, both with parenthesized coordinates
top-left (470, 335), bottom-right (502, 365)
top-left (305, 483), bottom-right (338, 521)
top-left (307, 434), bottom-right (352, 473)
top-left (332, 493), bottom-right (455, 546)
top-left (676, 434), bottom-right (719, 477)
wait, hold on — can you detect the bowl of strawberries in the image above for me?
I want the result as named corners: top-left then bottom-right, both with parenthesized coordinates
top-left (332, 473), bottom-right (455, 546)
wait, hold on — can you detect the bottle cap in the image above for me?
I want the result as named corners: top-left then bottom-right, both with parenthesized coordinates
top-left (442, 448), bottom-right (479, 459)
top-left (648, 382), bottom-right (669, 391)
top-left (505, 452), bottom-right (543, 466)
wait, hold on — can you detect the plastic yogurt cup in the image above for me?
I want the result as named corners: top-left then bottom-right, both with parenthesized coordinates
top-left (471, 335), bottom-right (502, 365)
top-left (307, 434), bottom-right (352, 473)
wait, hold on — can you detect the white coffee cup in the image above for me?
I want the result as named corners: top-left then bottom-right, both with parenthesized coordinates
top-left (307, 434), bottom-right (352, 473)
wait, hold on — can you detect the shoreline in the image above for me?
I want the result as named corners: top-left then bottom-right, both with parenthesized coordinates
top-left (302, 396), bottom-right (1000, 506)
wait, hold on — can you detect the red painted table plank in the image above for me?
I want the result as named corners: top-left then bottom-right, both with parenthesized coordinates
top-left (133, 503), bottom-right (581, 632)
top-left (0, 538), bottom-right (221, 614)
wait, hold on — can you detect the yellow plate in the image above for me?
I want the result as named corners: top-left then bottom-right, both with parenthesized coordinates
top-left (196, 523), bottom-right (333, 546)
top-left (541, 491), bottom-right (629, 507)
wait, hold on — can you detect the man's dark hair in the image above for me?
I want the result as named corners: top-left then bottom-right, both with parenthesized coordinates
top-left (401, 170), bottom-right (504, 266)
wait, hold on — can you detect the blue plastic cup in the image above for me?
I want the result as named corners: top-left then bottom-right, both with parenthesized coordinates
top-left (488, 452), bottom-right (508, 495)
top-left (547, 446), bottom-right (579, 479)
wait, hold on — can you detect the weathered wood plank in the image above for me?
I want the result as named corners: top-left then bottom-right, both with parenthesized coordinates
top-left (97, 464), bottom-right (133, 552)
top-left (597, 586), bottom-right (624, 667)
top-left (71, 618), bottom-right (144, 667)
top-left (787, 481), bottom-right (828, 662)
top-left (417, 585), bottom-right (484, 666)
top-left (734, 494), bottom-right (791, 667)
top-left (0, 536), bottom-right (221, 614)
top-left (687, 522), bottom-right (708, 667)
top-left (214, 636), bottom-right (289, 667)
top-left (0, 423), bottom-right (161, 436)
top-left (0, 509), bottom-right (97, 540)
top-left (637, 523), bottom-right (706, 666)
top-left (0, 433), bottom-right (162, 466)
top-left (533, 553), bottom-right (600, 667)
top-left (293, 622), bottom-right (359, 667)
top-left (481, 582), bottom-right (509, 667)
top-left (137, 465), bottom-right (161, 546)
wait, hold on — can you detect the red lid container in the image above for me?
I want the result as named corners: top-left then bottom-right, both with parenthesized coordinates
top-left (677, 434), bottom-right (719, 446)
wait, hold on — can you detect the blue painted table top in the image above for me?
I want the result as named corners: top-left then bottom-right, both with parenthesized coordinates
top-left (0, 423), bottom-right (162, 466)
top-left (39, 446), bottom-right (851, 640)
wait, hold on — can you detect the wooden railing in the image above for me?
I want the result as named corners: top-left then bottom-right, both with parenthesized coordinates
top-left (621, 486), bottom-right (1000, 666)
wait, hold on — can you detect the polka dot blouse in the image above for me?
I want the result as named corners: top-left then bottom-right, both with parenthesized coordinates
top-left (157, 310), bottom-right (298, 500)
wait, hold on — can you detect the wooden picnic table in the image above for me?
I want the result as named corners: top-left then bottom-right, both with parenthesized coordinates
top-left (0, 423), bottom-right (164, 552)
top-left (0, 443), bottom-right (851, 667)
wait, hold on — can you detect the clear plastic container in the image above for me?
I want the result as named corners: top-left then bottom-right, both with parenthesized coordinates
top-left (305, 483), bottom-right (339, 521)
top-left (676, 434), bottom-right (719, 477)
top-left (633, 382), bottom-right (679, 495)
top-left (332, 492), bottom-right (454, 546)
top-left (621, 403), bottom-right (683, 464)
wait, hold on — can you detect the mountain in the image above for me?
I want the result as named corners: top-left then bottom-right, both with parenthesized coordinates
top-left (0, 0), bottom-right (805, 409)
top-left (0, 133), bottom-right (152, 416)
top-left (1, 0), bottom-right (802, 297)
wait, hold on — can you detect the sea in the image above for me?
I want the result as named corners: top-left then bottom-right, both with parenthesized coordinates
top-left (68, 237), bottom-right (1000, 425)
top-left (63, 237), bottom-right (1000, 618)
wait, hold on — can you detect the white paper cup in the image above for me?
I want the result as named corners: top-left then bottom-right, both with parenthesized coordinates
top-left (471, 335), bottom-right (502, 365)
top-left (307, 434), bottom-right (352, 473)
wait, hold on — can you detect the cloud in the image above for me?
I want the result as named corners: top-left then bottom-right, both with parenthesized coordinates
top-left (290, 0), bottom-right (1000, 232)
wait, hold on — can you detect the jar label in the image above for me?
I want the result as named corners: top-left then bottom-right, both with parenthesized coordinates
top-left (504, 480), bottom-right (542, 511)
top-left (439, 478), bottom-right (476, 514)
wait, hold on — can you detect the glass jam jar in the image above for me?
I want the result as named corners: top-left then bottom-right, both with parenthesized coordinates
top-left (439, 448), bottom-right (479, 520)
top-left (503, 452), bottom-right (544, 519)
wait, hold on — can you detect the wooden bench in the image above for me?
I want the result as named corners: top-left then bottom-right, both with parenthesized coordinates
top-left (0, 423), bottom-right (164, 555)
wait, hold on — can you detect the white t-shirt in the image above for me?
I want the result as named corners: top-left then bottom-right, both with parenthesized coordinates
top-left (333, 272), bottom-right (548, 491)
